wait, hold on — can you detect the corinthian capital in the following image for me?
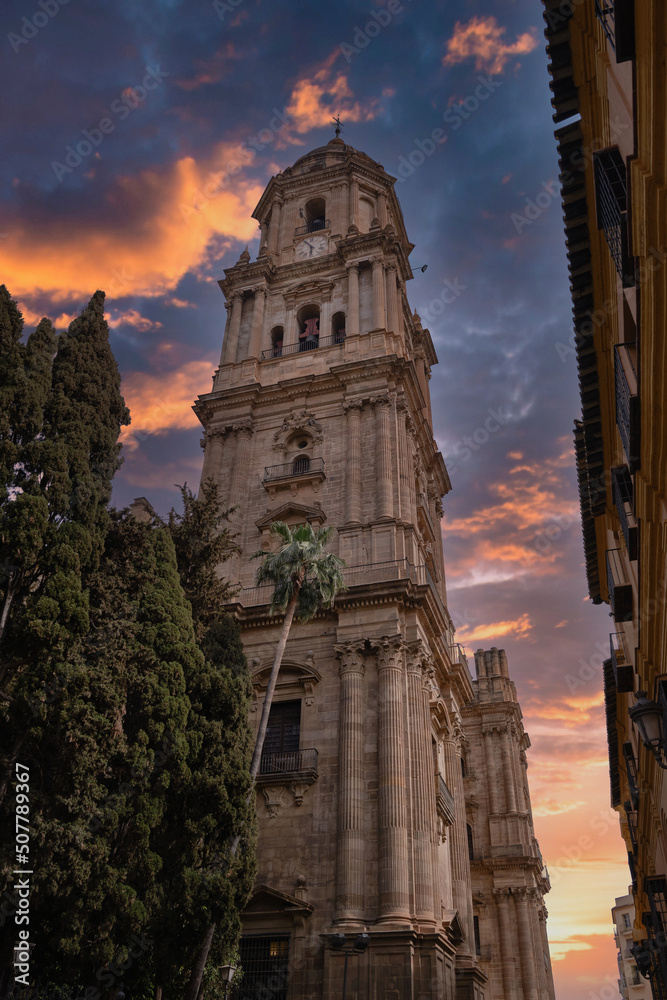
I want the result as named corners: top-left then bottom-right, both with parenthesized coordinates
top-left (372, 634), bottom-right (406, 670)
top-left (232, 418), bottom-right (254, 438)
top-left (334, 641), bottom-right (366, 676)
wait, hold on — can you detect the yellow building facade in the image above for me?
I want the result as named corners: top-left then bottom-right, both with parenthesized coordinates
top-left (542, 1), bottom-right (667, 994)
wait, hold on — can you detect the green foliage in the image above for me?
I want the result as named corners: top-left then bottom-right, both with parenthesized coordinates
top-left (253, 520), bottom-right (347, 620)
top-left (167, 479), bottom-right (239, 641)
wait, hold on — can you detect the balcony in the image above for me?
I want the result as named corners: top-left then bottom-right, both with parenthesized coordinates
top-left (594, 150), bottom-right (634, 286)
top-left (436, 774), bottom-right (456, 826)
top-left (263, 457), bottom-right (325, 487)
top-left (606, 548), bottom-right (633, 622)
top-left (622, 742), bottom-right (639, 810)
top-left (611, 466), bottom-right (638, 560)
top-left (258, 747), bottom-right (318, 778)
top-left (294, 218), bottom-right (330, 236)
top-left (610, 631), bottom-right (634, 692)
top-left (449, 642), bottom-right (469, 672)
top-left (614, 345), bottom-right (640, 471)
top-left (594, 0), bottom-right (635, 62)
top-left (624, 800), bottom-right (638, 852)
top-left (260, 333), bottom-right (345, 360)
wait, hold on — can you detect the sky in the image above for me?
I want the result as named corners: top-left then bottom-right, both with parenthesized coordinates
top-left (2, 0), bottom-right (627, 996)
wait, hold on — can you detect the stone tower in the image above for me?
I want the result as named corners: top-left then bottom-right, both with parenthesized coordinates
top-left (194, 138), bottom-right (552, 1000)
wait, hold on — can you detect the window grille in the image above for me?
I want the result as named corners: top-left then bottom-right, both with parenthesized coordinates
top-left (594, 149), bottom-right (634, 286)
top-left (611, 466), bottom-right (637, 560)
top-left (235, 935), bottom-right (290, 1000)
top-left (292, 455), bottom-right (310, 475)
top-left (623, 742), bottom-right (639, 809)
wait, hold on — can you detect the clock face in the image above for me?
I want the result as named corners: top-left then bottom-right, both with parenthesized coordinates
top-left (296, 235), bottom-right (328, 260)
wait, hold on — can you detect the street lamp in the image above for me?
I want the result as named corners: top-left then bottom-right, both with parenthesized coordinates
top-left (329, 933), bottom-right (370, 1000)
top-left (220, 963), bottom-right (237, 998)
top-left (629, 691), bottom-right (667, 768)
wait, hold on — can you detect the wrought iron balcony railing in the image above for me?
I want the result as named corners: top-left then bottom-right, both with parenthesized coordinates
top-left (436, 774), bottom-right (456, 826)
top-left (260, 333), bottom-right (345, 360)
top-left (258, 747), bottom-right (318, 777)
top-left (611, 466), bottom-right (638, 560)
top-left (263, 457), bottom-right (325, 482)
top-left (294, 218), bottom-right (330, 236)
top-left (624, 800), bottom-right (638, 853)
top-left (622, 742), bottom-right (639, 810)
top-left (594, 149), bottom-right (634, 286)
top-left (606, 548), bottom-right (633, 622)
top-left (610, 631), bottom-right (634, 692)
top-left (614, 345), bottom-right (640, 471)
top-left (449, 642), bottom-right (469, 672)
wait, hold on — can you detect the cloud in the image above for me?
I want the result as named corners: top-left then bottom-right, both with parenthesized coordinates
top-left (120, 358), bottom-right (215, 449)
top-left (285, 51), bottom-right (380, 136)
top-left (457, 611), bottom-right (532, 645)
top-left (443, 16), bottom-right (539, 75)
top-left (0, 142), bottom-right (262, 304)
top-left (533, 799), bottom-right (587, 818)
top-left (176, 44), bottom-right (243, 91)
top-left (108, 309), bottom-right (163, 332)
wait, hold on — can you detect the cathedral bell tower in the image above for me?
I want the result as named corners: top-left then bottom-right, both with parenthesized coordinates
top-left (194, 137), bottom-right (551, 1000)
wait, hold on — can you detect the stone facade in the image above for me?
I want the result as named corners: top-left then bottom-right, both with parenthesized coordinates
top-left (195, 138), bottom-right (553, 999)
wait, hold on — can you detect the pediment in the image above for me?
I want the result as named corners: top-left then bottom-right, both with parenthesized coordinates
top-left (256, 502), bottom-right (326, 530)
top-left (250, 658), bottom-right (321, 688)
top-left (244, 884), bottom-right (314, 917)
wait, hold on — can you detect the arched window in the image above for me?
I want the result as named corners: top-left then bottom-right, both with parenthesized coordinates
top-left (297, 304), bottom-right (320, 351)
top-left (271, 325), bottom-right (284, 358)
top-left (303, 197), bottom-right (326, 232)
top-left (292, 455), bottom-right (310, 475)
top-left (467, 823), bottom-right (474, 861)
top-left (331, 311), bottom-right (346, 344)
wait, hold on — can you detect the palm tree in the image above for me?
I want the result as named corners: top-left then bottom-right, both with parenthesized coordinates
top-left (249, 520), bottom-right (346, 779)
top-left (186, 521), bottom-right (345, 1000)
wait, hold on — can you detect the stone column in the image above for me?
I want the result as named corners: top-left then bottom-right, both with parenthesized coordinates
top-left (374, 636), bottom-right (410, 920)
top-left (320, 296), bottom-right (331, 344)
top-left (349, 179), bottom-right (359, 230)
top-left (407, 642), bottom-right (437, 923)
top-left (396, 401), bottom-right (412, 521)
top-left (229, 419), bottom-right (253, 508)
top-left (377, 190), bottom-right (387, 226)
top-left (538, 903), bottom-right (556, 1000)
top-left (501, 725), bottom-right (518, 813)
top-left (493, 889), bottom-right (518, 1000)
top-left (483, 728), bottom-right (501, 814)
top-left (220, 292), bottom-right (243, 365)
top-left (371, 257), bottom-right (386, 330)
top-left (200, 429), bottom-right (226, 488)
top-left (346, 263), bottom-right (360, 337)
top-left (372, 394), bottom-right (393, 519)
top-left (268, 198), bottom-right (283, 256)
top-left (343, 400), bottom-right (363, 523)
top-left (442, 730), bottom-right (472, 951)
top-left (247, 287), bottom-right (266, 360)
top-left (385, 264), bottom-right (399, 334)
top-left (334, 642), bottom-right (366, 923)
top-left (516, 888), bottom-right (539, 1000)
top-left (258, 219), bottom-right (269, 256)
top-left (533, 894), bottom-right (550, 1000)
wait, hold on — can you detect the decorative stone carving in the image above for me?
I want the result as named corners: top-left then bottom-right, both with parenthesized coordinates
top-left (262, 785), bottom-right (288, 818)
top-left (273, 410), bottom-right (323, 454)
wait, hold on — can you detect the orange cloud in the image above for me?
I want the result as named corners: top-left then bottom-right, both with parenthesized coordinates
top-left (457, 611), bottom-right (532, 645)
top-left (285, 52), bottom-right (380, 136)
top-left (1, 142), bottom-right (262, 305)
top-left (176, 44), bottom-right (242, 91)
top-left (443, 16), bottom-right (539, 75)
top-left (120, 358), bottom-right (215, 449)
top-left (108, 309), bottom-right (163, 332)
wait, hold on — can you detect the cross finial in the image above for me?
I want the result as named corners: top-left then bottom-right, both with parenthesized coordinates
top-left (330, 114), bottom-right (343, 138)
